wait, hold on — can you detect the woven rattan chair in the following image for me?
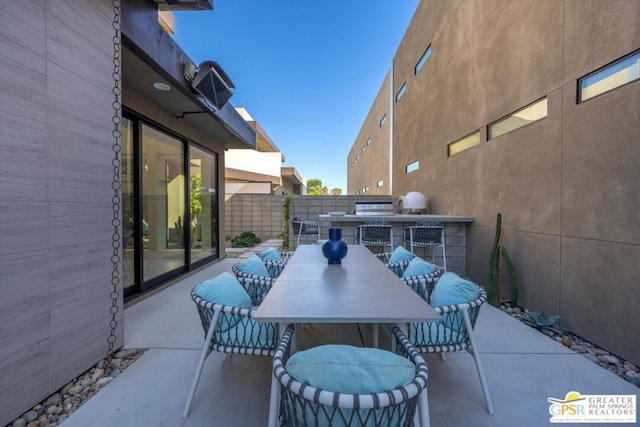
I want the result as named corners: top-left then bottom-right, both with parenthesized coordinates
top-left (272, 324), bottom-right (431, 426)
top-left (375, 251), bottom-right (415, 277)
top-left (405, 283), bottom-right (493, 414)
top-left (358, 219), bottom-right (393, 252)
top-left (404, 220), bottom-right (446, 271)
top-left (232, 260), bottom-right (282, 306)
top-left (401, 266), bottom-right (445, 304)
top-left (292, 215), bottom-right (320, 246)
top-left (183, 288), bottom-right (278, 418)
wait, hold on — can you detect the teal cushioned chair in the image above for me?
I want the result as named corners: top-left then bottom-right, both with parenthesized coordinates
top-left (405, 272), bottom-right (494, 415)
top-left (183, 273), bottom-right (278, 418)
top-left (272, 324), bottom-right (431, 427)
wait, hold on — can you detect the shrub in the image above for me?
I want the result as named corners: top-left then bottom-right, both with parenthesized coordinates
top-left (231, 231), bottom-right (260, 248)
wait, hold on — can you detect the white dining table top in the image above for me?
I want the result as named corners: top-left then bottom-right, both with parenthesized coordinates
top-left (253, 244), bottom-right (441, 324)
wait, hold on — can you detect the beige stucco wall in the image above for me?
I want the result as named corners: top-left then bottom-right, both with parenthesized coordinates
top-left (350, 0), bottom-right (640, 365)
top-left (348, 71), bottom-right (392, 195)
top-left (0, 1), bottom-right (121, 424)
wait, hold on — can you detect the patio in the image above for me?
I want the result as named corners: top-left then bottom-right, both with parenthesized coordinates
top-left (60, 241), bottom-right (638, 427)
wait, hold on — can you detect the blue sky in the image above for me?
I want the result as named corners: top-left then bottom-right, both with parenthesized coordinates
top-left (172, 1), bottom-right (420, 192)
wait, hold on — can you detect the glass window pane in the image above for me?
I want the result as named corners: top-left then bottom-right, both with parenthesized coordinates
top-left (380, 114), bottom-right (387, 127)
top-left (488, 98), bottom-right (547, 140)
top-left (580, 51), bottom-right (640, 102)
top-left (141, 124), bottom-right (185, 281)
top-left (448, 131), bottom-right (480, 156)
top-left (415, 44), bottom-right (432, 75)
top-left (396, 83), bottom-right (407, 102)
top-left (405, 160), bottom-right (419, 173)
top-left (190, 145), bottom-right (218, 263)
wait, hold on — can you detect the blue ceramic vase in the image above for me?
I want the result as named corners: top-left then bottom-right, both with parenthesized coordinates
top-left (322, 228), bottom-right (348, 264)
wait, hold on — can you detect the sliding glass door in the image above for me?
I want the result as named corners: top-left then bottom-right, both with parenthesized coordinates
top-left (141, 124), bottom-right (186, 282)
top-left (189, 145), bottom-right (218, 264)
top-left (122, 114), bottom-right (220, 300)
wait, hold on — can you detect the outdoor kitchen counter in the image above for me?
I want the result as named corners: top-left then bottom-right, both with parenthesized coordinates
top-left (316, 214), bottom-right (475, 276)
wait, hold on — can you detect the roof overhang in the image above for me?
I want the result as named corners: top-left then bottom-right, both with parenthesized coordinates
top-left (226, 168), bottom-right (282, 187)
top-left (122, 0), bottom-right (255, 149)
top-left (153, 0), bottom-right (213, 11)
top-left (281, 167), bottom-right (306, 186)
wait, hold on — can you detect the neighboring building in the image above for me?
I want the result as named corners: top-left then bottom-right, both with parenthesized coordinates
top-left (226, 108), bottom-right (307, 197)
top-left (348, 71), bottom-right (392, 196)
top-left (349, 0), bottom-right (640, 365)
top-left (0, 0), bottom-right (255, 423)
top-left (226, 108), bottom-right (284, 196)
top-left (281, 166), bottom-right (307, 195)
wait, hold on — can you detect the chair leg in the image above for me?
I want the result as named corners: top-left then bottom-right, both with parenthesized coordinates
top-left (417, 386), bottom-right (431, 427)
top-left (183, 310), bottom-right (220, 418)
top-left (462, 309), bottom-right (494, 415)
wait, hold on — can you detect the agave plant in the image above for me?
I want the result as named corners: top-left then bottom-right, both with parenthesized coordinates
top-left (520, 311), bottom-right (566, 335)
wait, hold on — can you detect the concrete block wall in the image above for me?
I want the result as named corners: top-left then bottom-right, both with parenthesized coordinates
top-left (225, 194), bottom-right (285, 242)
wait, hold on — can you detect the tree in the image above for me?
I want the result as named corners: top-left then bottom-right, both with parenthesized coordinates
top-left (307, 178), bottom-right (342, 196)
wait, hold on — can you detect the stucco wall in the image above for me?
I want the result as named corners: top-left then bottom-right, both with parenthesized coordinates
top-left (348, 71), bottom-right (392, 195)
top-left (0, 1), bottom-right (121, 424)
top-left (350, 0), bottom-right (640, 365)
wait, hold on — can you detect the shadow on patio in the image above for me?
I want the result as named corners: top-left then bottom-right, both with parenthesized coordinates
top-left (61, 241), bottom-right (638, 427)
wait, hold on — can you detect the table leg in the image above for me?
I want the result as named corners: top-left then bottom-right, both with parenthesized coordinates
top-left (372, 323), bottom-right (378, 348)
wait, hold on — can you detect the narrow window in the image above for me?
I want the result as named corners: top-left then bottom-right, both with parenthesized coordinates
top-left (448, 131), bottom-right (480, 157)
top-left (380, 114), bottom-right (387, 127)
top-left (395, 83), bottom-right (407, 102)
top-left (366, 137), bottom-right (371, 146)
top-left (415, 44), bottom-right (432, 75)
top-left (579, 50), bottom-right (640, 102)
top-left (488, 97), bottom-right (548, 140)
top-left (405, 160), bottom-right (419, 174)
top-left (377, 179), bottom-right (384, 187)
top-left (361, 146), bottom-right (366, 153)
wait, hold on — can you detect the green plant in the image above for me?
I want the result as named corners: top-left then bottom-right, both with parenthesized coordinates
top-left (282, 194), bottom-right (294, 249)
top-left (486, 213), bottom-right (519, 307)
top-left (486, 213), bottom-right (502, 307)
top-left (501, 246), bottom-right (518, 307)
top-left (520, 311), bottom-right (566, 335)
top-left (190, 173), bottom-right (202, 229)
top-left (231, 231), bottom-right (260, 248)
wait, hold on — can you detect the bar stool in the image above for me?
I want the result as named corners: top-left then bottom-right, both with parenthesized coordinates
top-left (291, 215), bottom-right (319, 246)
top-left (404, 220), bottom-right (447, 271)
top-left (357, 219), bottom-right (393, 252)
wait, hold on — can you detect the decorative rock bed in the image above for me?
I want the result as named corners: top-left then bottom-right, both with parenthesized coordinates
top-left (8, 349), bottom-right (146, 427)
top-left (501, 305), bottom-right (640, 388)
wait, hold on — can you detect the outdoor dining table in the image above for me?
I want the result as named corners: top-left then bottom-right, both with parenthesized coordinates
top-left (254, 244), bottom-right (441, 427)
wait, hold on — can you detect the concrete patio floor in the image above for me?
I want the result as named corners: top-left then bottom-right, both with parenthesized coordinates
top-left (62, 242), bottom-right (638, 427)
